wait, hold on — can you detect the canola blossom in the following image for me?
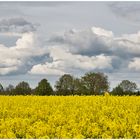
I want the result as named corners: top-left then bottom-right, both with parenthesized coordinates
top-left (0, 96), bottom-right (140, 138)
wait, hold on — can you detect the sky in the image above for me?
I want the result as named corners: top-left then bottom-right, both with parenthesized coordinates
top-left (1, 1), bottom-right (140, 90)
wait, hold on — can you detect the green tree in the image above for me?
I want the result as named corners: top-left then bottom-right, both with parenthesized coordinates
top-left (0, 83), bottom-right (4, 94)
top-left (14, 81), bottom-right (31, 95)
top-left (112, 80), bottom-right (137, 96)
top-left (111, 85), bottom-right (124, 96)
top-left (119, 80), bottom-right (137, 93)
top-left (81, 72), bottom-right (109, 95)
top-left (55, 74), bottom-right (76, 95)
top-left (5, 84), bottom-right (14, 95)
top-left (35, 79), bottom-right (53, 96)
top-left (73, 78), bottom-right (88, 95)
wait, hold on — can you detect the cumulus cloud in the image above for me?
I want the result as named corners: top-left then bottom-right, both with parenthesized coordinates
top-left (29, 47), bottom-right (112, 75)
top-left (114, 31), bottom-right (140, 58)
top-left (30, 26), bottom-right (140, 75)
top-left (1, 23), bottom-right (140, 76)
top-left (47, 27), bottom-right (113, 57)
top-left (91, 27), bottom-right (113, 37)
top-left (48, 27), bottom-right (140, 58)
top-left (0, 32), bottom-right (47, 75)
top-left (29, 64), bottom-right (65, 76)
top-left (128, 58), bottom-right (140, 71)
top-left (0, 17), bottom-right (49, 75)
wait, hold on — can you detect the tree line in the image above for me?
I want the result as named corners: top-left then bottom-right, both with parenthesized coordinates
top-left (0, 72), bottom-right (139, 96)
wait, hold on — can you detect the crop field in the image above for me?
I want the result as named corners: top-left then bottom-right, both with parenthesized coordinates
top-left (0, 95), bottom-right (140, 138)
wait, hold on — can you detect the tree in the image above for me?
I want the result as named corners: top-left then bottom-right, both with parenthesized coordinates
top-left (14, 81), bottom-right (31, 95)
top-left (119, 80), bottom-right (137, 93)
top-left (112, 80), bottom-right (137, 96)
top-left (0, 83), bottom-right (4, 94)
top-left (73, 78), bottom-right (88, 95)
top-left (81, 72), bottom-right (109, 95)
top-left (35, 79), bottom-right (53, 96)
top-left (5, 84), bottom-right (14, 95)
top-left (55, 74), bottom-right (76, 95)
top-left (111, 85), bottom-right (124, 96)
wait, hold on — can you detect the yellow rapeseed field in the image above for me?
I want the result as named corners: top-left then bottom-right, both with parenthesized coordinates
top-left (0, 95), bottom-right (140, 138)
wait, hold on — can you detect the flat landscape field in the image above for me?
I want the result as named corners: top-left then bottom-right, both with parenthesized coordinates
top-left (0, 96), bottom-right (140, 138)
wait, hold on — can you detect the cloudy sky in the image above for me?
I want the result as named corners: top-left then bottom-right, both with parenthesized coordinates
top-left (1, 1), bottom-right (140, 89)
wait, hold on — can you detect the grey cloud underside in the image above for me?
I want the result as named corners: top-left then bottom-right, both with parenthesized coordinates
top-left (45, 28), bottom-right (140, 71)
top-left (30, 27), bottom-right (140, 75)
top-left (0, 18), bottom-right (49, 75)
top-left (47, 30), bottom-right (112, 56)
top-left (0, 17), bottom-right (37, 33)
top-left (1, 17), bottom-right (140, 76)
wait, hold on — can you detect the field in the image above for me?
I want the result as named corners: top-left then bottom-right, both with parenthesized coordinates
top-left (0, 96), bottom-right (140, 138)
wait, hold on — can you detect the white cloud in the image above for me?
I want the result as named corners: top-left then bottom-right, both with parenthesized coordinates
top-left (2, 25), bottom-right (140, 76)
top-left (35, 26), bottom-right (140, 75)
top-left (0, 17), bottom-right (48, 76)
top-left (0, 32), bottom-right (47, 75)
top-left (114, 31), bottom-right (140, 56)
top-left (48, 26), bottom-right (113, 56)
top-left (91, 27), bottom-right (114, 37)
top-left (48, 46), bottom-right (112, 70)
top-left (128, 58), bottom-right (140, 71)
top-left (122, 31), bottom-right (140, 43)
top-left (0, 66), bottom-right (18, 75)
top-left (29, 63), bottom-right (65, 75)
top-left (29, 46), bottom-right (113, 75)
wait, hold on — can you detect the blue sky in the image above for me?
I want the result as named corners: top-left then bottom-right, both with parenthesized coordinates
top-left (1, 1), bottom-right (140, 89)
